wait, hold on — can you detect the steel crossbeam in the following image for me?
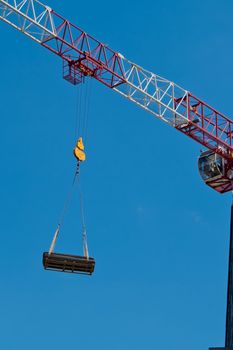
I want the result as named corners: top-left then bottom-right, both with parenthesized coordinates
top-left (1, 0), bottom-right (233, 164)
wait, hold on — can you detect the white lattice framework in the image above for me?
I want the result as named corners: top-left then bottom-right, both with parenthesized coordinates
top-left (0, 0), bottom-right (56, 40)
top-left (115, 57), bottom-right (189, 127)
top-left (0, 0), bottom-right (190, 126)
top-left (1, 0), bottom-right (233, 170)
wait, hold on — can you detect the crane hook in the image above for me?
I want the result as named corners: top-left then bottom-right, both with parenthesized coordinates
top-left (73, 137), bottom-right (86, 162)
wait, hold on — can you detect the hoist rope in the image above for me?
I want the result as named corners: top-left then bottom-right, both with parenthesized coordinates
top-left (74, 87), bottom-right (79, 141)
top-left (74, 78), bottom-right (92, 145)
top-left (83, 78), bottom-right (89, 141)
top-left (83, 78), bottom-right (92, 146)
top-left (74, 84), bottom-right (83, 141)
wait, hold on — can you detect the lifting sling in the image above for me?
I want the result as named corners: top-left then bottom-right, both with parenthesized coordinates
top-left (43, 137), bottom-right (95, 275)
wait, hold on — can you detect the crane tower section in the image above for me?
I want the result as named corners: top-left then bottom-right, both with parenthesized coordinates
top-left (1, 0), bottom-right (233, 193)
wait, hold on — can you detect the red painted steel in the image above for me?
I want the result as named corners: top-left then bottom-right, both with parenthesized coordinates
top-left (25, 5), bottom-right (233, 192)
top-left (41, 11), bottom-right (126, 88)
top-left (175, 94), bottom-right (233, 163)
top-left (41, 10), bottom-right (233, 169)
top-left (205, 176), bottom-right (232, 194)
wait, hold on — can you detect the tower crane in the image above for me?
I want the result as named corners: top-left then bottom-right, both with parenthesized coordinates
top-left (0, 0), bottom-right (232, 348)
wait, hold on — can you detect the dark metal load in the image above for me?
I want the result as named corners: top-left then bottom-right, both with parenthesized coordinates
top-left (43, 252), bottom-right (95, 275)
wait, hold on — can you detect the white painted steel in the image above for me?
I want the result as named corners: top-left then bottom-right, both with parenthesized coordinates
top-left (114, 57), bottom-right (189, 127)
top-left (0, 0), bottom-right (190, 128)
top-left (0, 0), bottom-right (56, 43)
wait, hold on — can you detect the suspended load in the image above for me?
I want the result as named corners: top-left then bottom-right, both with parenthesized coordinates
top-left (43, 138), bottom-right (95, 275)
top-left (43, 224), bottom-right (95, 275)
top-left (43, 252), bottom-right (95, 274)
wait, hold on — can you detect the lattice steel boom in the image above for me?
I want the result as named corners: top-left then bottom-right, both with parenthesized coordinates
top-left (1, 0), bottom-right (233, 193)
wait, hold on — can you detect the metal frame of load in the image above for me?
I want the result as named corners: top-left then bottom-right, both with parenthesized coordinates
top-left (43, 252), bottom-right (95, 275)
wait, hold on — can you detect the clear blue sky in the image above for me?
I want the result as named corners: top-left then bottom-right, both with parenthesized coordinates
top-left (0, 0), bottom-right (233, 349)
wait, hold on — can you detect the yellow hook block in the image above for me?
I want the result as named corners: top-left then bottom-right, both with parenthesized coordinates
top-left (74, 137), bottom-right (86, 162)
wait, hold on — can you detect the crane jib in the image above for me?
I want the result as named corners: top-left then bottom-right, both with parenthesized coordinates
top-left (1, 0), bottom-right (233, 193)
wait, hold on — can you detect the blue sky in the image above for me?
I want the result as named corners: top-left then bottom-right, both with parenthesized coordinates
top-left (0, 0), bottom-right (233, 349)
